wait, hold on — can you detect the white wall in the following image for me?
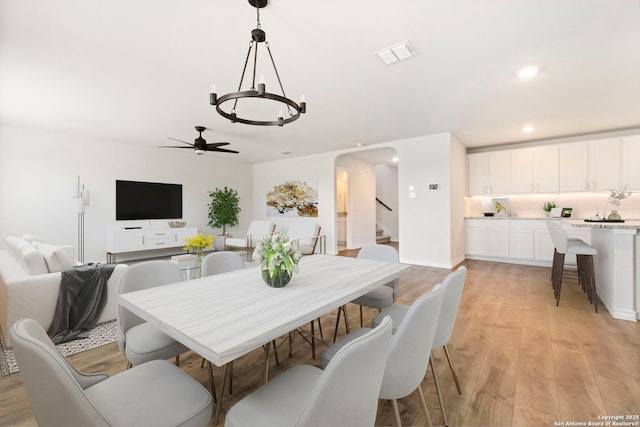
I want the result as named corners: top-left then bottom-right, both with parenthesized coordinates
top-left (337, 155), bottom-right (376, 249)
top-left (0, 124), bottom-right (253, 262)
top-left (393, 133), bottom-right (459, 268)
top-left (253, 132), bottom-right (464, 268)
top-left (252, 152), bottom-right (338, 253)
top-left (450, 134), bottom-right (467, 266)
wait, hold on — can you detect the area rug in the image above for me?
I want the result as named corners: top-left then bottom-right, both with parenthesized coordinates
top-left (0, 320), bottom-right (117, 376)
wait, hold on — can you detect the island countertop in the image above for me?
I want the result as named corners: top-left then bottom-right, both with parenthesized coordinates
top-left (565, 219), bottom-right (640, 230)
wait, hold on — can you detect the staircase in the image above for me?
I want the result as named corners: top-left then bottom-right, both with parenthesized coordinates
top-left (376, 223), bottom-right (391, 244)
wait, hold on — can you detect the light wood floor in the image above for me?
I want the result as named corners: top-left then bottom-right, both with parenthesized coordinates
top-left (2, 254), bottom-right (639, 426)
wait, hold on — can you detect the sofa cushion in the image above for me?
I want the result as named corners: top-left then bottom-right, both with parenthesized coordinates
top-left (20, 245), bottom-right (49, 275)
top-left (6, 236), bottom-right (30, 259)
top-left (33, 242), bottom-right (76, 273)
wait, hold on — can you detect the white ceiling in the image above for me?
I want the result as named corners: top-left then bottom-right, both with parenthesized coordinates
top-left (1, 0), bottom-right (639, 164)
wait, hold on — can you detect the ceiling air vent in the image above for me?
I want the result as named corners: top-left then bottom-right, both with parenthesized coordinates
top-left (375, 40), bottom-right (417, 65)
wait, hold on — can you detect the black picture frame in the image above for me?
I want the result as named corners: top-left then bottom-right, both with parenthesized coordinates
top-left (561, 208), bottom-right (573, 218)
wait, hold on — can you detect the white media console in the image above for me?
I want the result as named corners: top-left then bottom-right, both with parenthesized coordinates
top-left (106, 226), bottom-right (198, 262)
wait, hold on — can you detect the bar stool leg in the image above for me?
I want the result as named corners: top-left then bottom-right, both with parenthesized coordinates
top-left (586, 255), bottom-right (598, 313)
top-left (555, 252), bottom-right (565, 306)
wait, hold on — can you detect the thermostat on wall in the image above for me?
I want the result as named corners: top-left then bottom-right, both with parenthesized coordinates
top-left (428, 184), bottom-right (439, 190)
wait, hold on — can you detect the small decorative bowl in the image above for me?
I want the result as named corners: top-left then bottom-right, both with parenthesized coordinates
top-left (168, 221), bottom-right (186, 228)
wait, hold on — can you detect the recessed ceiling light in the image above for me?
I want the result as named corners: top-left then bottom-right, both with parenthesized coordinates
top-left (392, 156), bottom-right (399, 162)
top-left (522, 125), bottom-right (535, 133)
top-left (517, 65), bottom-right (539, 80)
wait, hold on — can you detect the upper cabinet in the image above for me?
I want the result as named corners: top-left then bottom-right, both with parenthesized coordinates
top-left (622, 136), bottom-right (640, 190)
top-left (559, 138), bottom-right (620, 192)
top-left (468, 136), bottom-right (633, 196)
top-left (467, 151), bottom-right (511, 195)
top-left (511, 145), bottom-right (559, 194)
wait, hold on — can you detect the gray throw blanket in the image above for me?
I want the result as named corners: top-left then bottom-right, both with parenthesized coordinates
top-left (47, 263), bottom-right (116, 344)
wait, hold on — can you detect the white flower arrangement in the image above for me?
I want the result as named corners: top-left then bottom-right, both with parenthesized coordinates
top-left (253, 232), bottom-right (302, 279)
top-left (608, 185), bottom-right (632, 207)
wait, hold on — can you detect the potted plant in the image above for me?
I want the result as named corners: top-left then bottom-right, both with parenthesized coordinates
top-left (608, 185), bottom-right (632, 220)
top-left (208, 187), bottom-right (241, 250)
top-left (543, 201), bottom-right (556, 217)
top-left (253, 232), bottom-right (301, 288)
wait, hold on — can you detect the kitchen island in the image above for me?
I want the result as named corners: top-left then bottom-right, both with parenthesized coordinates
top-left (567, 220), bottom-right (640, 321)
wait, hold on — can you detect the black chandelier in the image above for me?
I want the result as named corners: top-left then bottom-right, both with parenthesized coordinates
top-left (209, 0), bottom-right (306, 127)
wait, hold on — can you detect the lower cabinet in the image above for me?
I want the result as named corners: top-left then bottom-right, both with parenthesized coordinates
top-left (465, 219), bottom-right (587, 266)
top-left (106, 226), bottom-right (198, 261)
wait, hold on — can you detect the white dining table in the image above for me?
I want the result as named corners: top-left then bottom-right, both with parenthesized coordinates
top-left (119, 253), bottom-right (410, 422)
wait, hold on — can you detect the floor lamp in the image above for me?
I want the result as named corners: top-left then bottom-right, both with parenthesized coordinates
top-left (73, 177), bottom-right (90, 263)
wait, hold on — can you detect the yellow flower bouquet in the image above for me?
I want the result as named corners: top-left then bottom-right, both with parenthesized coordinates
top-left (183, 233), bottom-right (215, 264)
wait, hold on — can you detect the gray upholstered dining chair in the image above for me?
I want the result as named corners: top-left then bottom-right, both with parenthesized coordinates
top-left (225, 316), bottom-right (393, 427)
top-left (117, 260), bottom-right (189, 368)
top-left (323, 284), bottom-right (445, 427)
top-left (372, 266), bottom-right (468, 427)
top-left (11, 318), bottom-right (212, 427)
top-left (202, 251), bottom-right (246, 276)
top-left (333, 244), bottom-right (399, 341)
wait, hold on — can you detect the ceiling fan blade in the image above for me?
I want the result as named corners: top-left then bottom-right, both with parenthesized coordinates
top-left (159, 145), bottom-right (194, 149)
top-left (205, 142), bottom-right (231, 148)
top-left (168, 137), bottom-right (193, 146)
top-left (208, 147), bottom-right (240, 154)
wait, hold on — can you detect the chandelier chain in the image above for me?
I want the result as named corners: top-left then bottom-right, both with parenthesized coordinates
top-left (265, 41), bottom-right (293, 117)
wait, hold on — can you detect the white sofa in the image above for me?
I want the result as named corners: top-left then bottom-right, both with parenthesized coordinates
top-left (0, 236), bottom-right (127, 344)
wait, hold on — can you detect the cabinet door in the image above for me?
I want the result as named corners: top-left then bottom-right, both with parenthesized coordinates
top-left (559, 142), bottom-right (589, 192)
top-left (486, 228), bottom-right (509, 257)
top-left (589, 138), bottom-right (620, 191)
top-left (622, 136), bottom-right (640, 190)
top-left (509, 228), bottom-right (534, 259)
top-left (488, 151), bottom-right (511, 194)
top-left (510, 148), bottom-right (534, 194)
top-left (467, 153), bottom-right (489, 195)
top-left (534, 229), bottom-right (554, 261)
top-left (465, 226), bottom-right (486, 255)
top-left (534, 145), bottom-right (559, 193)
top-left (174, 227), bottom-right (198, 246)
top-left (109, 230), bottom-right (145, 252)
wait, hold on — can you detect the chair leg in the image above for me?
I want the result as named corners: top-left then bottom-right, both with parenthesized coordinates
top-left (555, 252), bottom-right (566, 306)
top-left (310, 319), bottom-right (316, 359)
top-left (333, 305), bottom-right (350, 342)
top-left (416, 384), bottom-right (434, 427)
top-left (391, 399), bottom-right (402, 427)
top-left (443, 344), bottom-right (462, 395)
top-left (175, 354), bottom-right (180, 367)
top-left (430, 354), bottom-right (449, 427)
top-left (126, 361), bottom-right (132, 369)
top-left (586, 255), bottom-right (598, 313)
top-left (317, 317), bottom-right (323, 339)
top-left (359, 305), bottom-right (364, 327)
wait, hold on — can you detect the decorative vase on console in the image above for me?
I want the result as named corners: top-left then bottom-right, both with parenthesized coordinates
top-left (253, 232), bottom-right (301, 288)
top-left (607, 185), bottom-right (632, 221)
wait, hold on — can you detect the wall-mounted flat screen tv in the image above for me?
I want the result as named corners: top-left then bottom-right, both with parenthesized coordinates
top-left (116, 180), bottom-right (182, 220)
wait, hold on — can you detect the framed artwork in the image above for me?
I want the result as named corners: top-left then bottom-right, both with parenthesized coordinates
top-left (266, 179), bottom-right (318, 217)
top-left (561, 208), bottom-right (573, 218)
top-left (492, 198), bottom-right (509, 216)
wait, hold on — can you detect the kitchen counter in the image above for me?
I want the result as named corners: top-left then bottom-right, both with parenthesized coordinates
top-left (566, 220), bottom-right (640, 321)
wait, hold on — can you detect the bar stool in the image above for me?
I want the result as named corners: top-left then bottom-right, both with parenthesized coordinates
top-left (547, 222), bottom-right (598, 312)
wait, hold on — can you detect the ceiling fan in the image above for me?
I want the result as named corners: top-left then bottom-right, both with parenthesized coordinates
top-left (161, 126), bottom-right (239, 155)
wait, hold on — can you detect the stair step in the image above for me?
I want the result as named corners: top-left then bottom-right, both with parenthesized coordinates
top-left (376, 235), bottom-right (391, 244)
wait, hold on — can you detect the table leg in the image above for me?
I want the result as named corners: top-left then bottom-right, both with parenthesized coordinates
top-left (263, 341), bottom-right (271, 384)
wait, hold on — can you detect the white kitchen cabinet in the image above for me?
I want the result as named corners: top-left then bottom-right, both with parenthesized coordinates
top-left (464, 219), bottom-right (509, 257)
top-left (588, 138), bottom-right (620, 191)
top-left (559, 142), bottom-right (589, 192)
top-left (510, 145), bottom-right (559, 194)
top-left (467, 151), bottom-right (511, 195)
top-left (509, 220), bottom-right (536, 259)
top-left (622, 136), bottom-right (640, 190)
top-left (465, 223), bottom-right (487, 255)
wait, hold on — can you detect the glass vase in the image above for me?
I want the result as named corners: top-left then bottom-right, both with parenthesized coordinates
top-left (195, 248), bottom-right (204, 267)
top-left (261, 269), bottom-right (292, 288)
top-left (607, 210), bottom-right (621, 221)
